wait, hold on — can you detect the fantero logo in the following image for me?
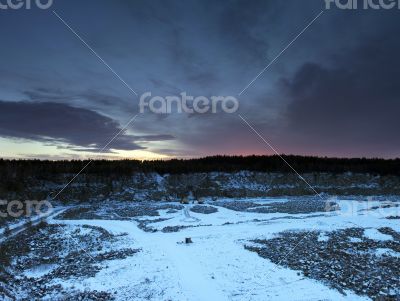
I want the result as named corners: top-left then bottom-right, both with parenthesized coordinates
top-left (139, 92), bottom-right (240, 115)
top-left (0, 0), bottom-right (53, 10)
top-left (325, 0), bottom-right (400, 9)
top-left (0, 200), bottom-right (53, 218)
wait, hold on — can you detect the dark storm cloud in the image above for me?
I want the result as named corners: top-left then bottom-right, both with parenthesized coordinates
top-left (283, 13), bottom-right (400, 153)
top-left (217, 0), bottom-right (275, 64)
top-left (0, 101), bottom-right (174, 152)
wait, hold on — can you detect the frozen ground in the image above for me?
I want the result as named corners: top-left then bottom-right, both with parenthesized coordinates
top-left (1, 197), bottom-right (399, 300)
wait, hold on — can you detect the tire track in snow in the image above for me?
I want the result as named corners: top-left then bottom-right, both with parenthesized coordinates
top-left (130, 218), bottom-right (228, 301)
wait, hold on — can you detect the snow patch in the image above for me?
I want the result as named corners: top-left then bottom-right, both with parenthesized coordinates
top-left (364, 229), bottom-right (393, 241)
top-left (317, 233), bottom-right (329, 242)
top-left (375, 248), bottom-right (400, 258)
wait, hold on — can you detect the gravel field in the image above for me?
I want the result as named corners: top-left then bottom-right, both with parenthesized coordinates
top-left (1, 197), bottom-right (399, 300)
top-left (0, 222), bottom-right (138, 300)
top-left (215, 199), bottom-right (339, 214)
top-left (246, 227), bottom-right (400, 300)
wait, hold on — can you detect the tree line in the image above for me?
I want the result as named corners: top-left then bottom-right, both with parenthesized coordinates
top-left (1, 155), bottom-right (399, 179)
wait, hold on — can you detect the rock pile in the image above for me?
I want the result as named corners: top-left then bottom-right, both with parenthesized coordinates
top-left (190, 205), bottom-right (218, 214)
top-left (216, 199), bottom-right (338, 214)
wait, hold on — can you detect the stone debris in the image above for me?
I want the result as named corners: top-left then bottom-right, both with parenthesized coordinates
top-left (190, 205), bottom-right (218, 214)
top-left (216, 199), bottom-right (339, 214)
top-left (0, 222), bottom-right (139, 299)
top-left (246, 227), bottom-right (400, 300)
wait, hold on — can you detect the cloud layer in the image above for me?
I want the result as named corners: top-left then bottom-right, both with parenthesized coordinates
top-left (0, 101), bottom-right (173, 153)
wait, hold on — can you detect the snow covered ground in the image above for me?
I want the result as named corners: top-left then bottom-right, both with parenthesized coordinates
top-left (16, 197), bottom-right (394, 300)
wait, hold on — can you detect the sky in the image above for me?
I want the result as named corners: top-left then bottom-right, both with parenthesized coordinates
top-left (0, 0), bottom-right (399, 160)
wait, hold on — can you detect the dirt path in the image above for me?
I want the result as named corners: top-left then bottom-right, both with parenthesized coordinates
top-left (159, 237), bottom-right (228, 301)
top-left (0, 208), bottom-right (67, 242)
top-left (182, 206), bottom-right (200, 223)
